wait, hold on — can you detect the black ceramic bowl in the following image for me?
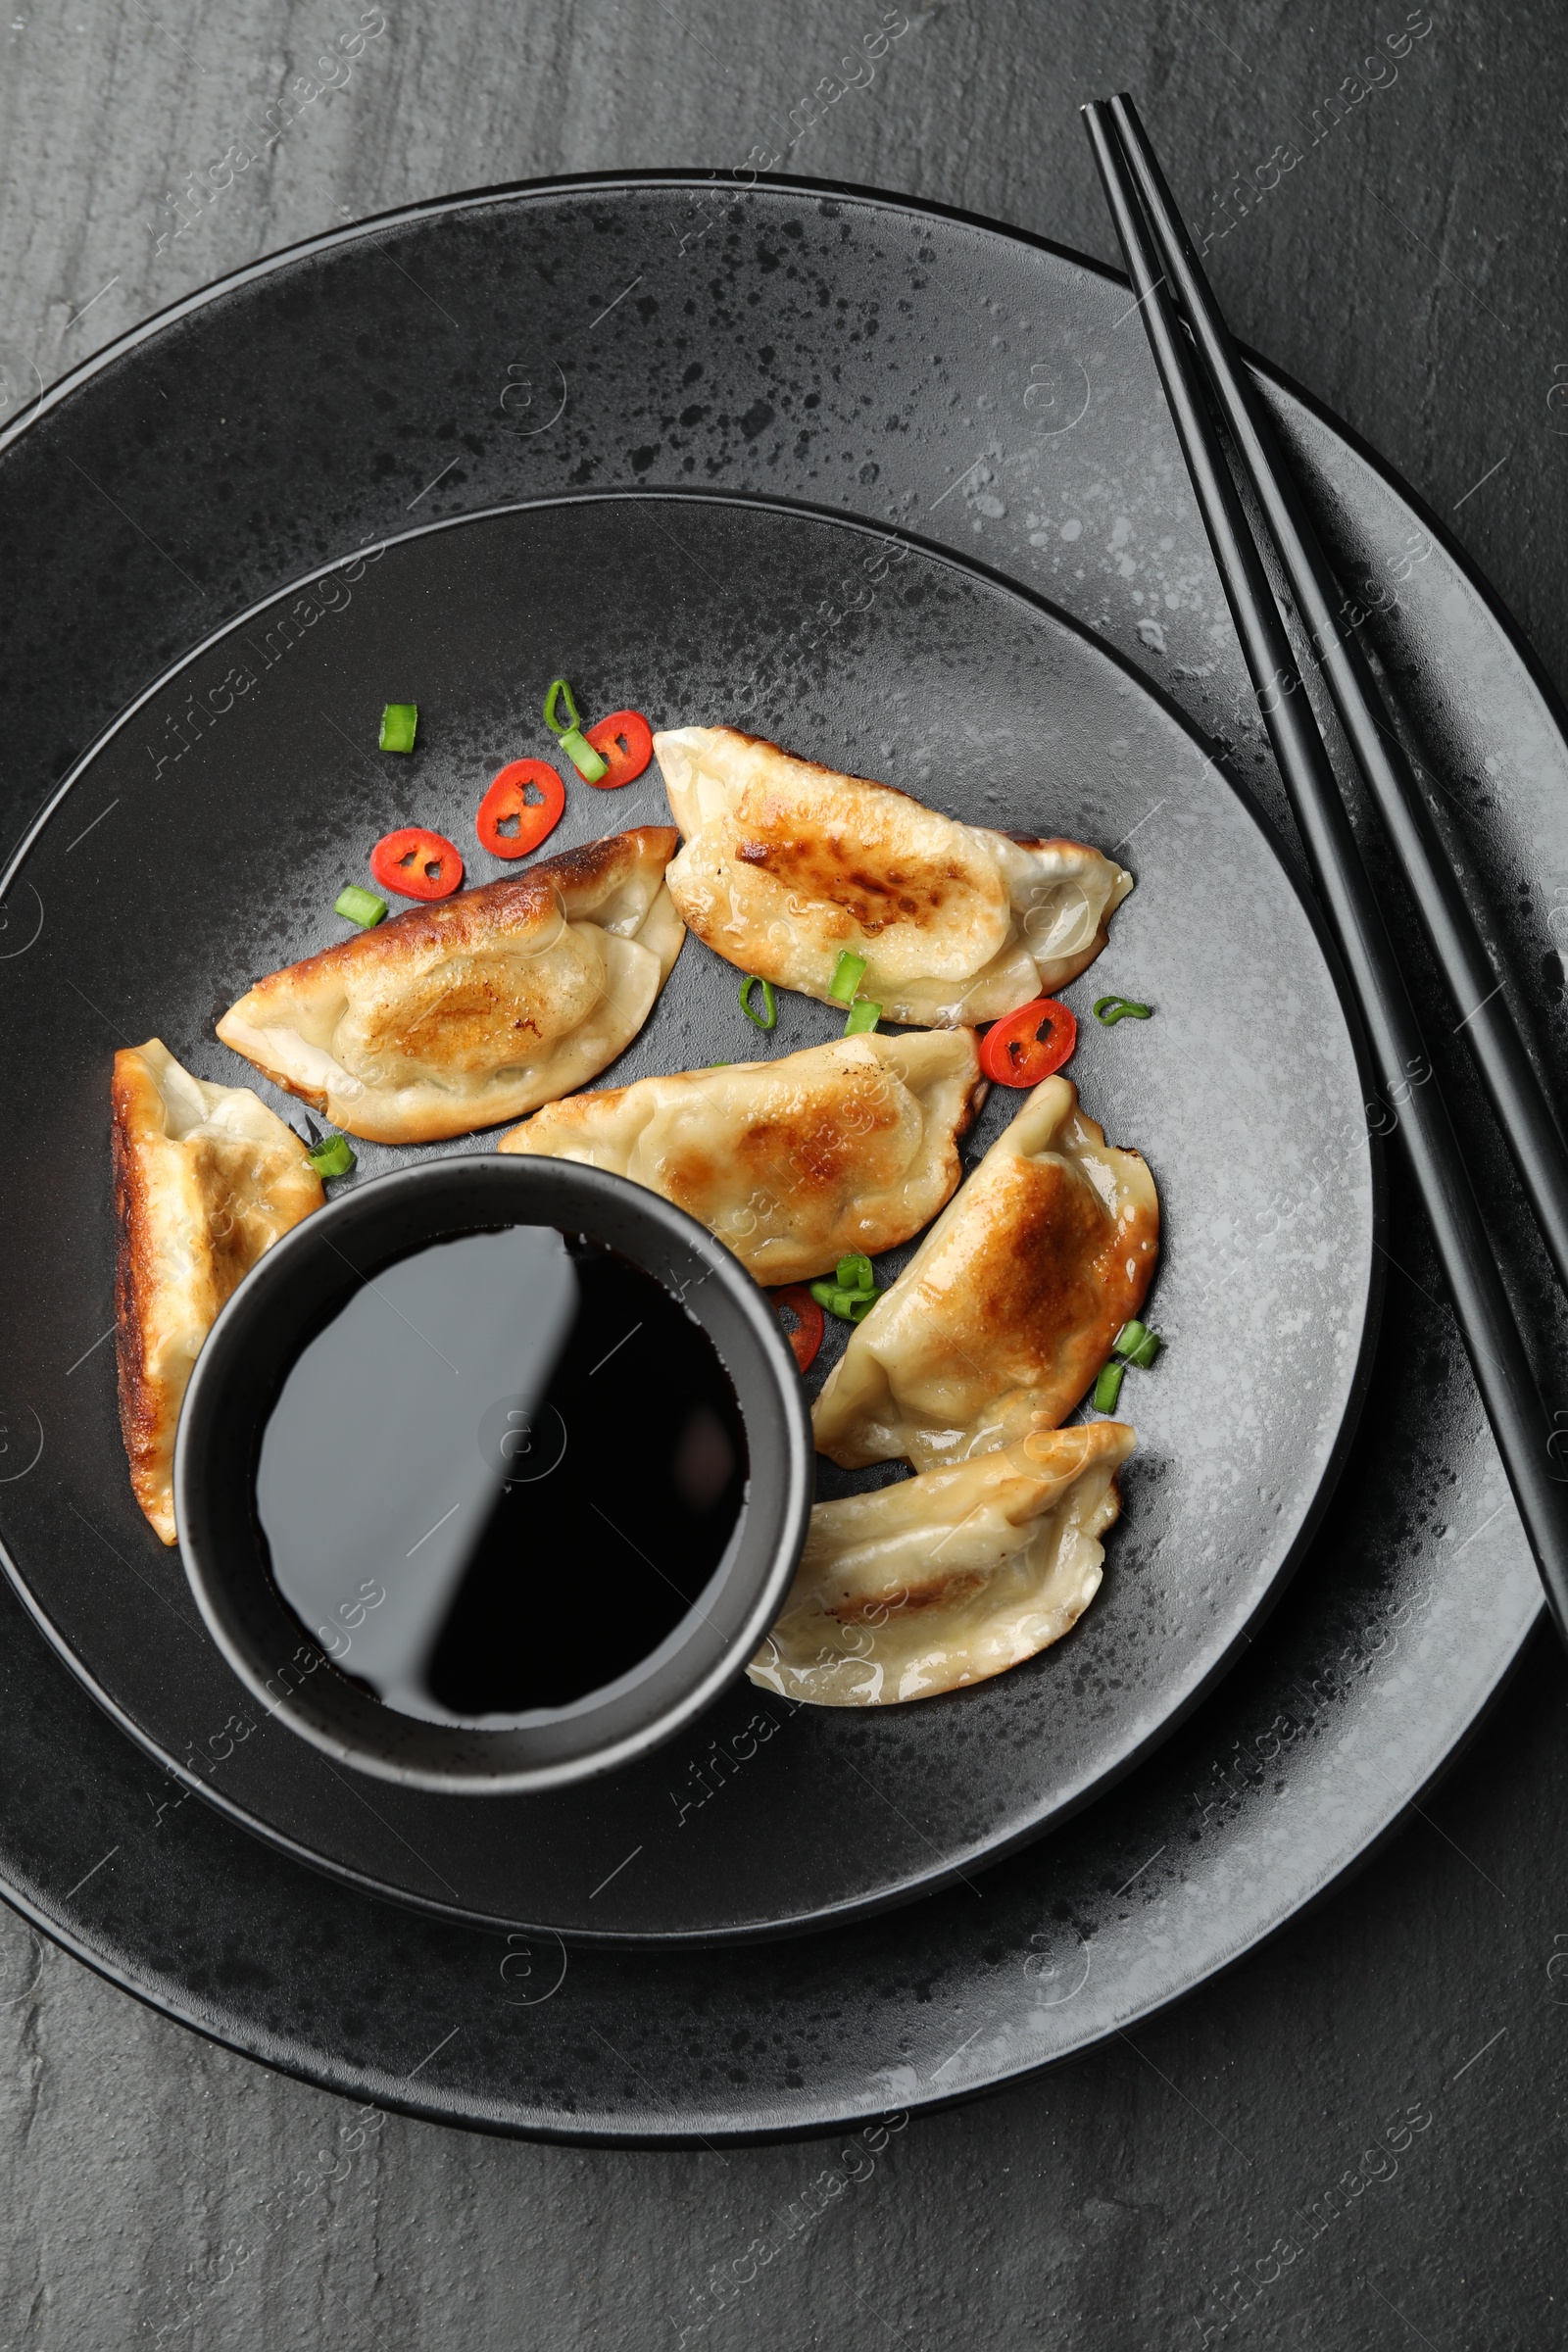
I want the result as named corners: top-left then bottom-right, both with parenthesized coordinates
top-left (173, 1156), bottom-right (813, 1794)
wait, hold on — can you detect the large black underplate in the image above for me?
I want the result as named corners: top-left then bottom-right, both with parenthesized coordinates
top-left (0, 490), bottom-right (1374, 1938)
top-left (0, 176), bottom-right (1559, 2137)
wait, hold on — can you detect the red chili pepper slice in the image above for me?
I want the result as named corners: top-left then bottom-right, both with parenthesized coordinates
top-left (476, 760), bottom-right (566, 858)
top-left (772, 1285), bottom-right (824, 1373)
top-left (368, 826), bottom-right (465, 902)
top-left (583, 709), bottom-right (654, 789)
top-left (977, 996), bottom-right (1078, 1087)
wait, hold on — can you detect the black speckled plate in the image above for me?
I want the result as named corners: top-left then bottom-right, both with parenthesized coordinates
top-left (0, 175), bottom-right (1557, 2139)
top-left (0, 487), bottom-right (1376, 1939)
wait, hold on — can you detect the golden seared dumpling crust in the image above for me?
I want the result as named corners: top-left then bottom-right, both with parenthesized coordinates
top-left (748, 1419), bottom-right (1135, 1705)
top-left (113, 1039), bottom-right (323, 1544)
top-left (812, 1075), bottom-right (1158, 1470)
top-left (656, 726), bottom-right (1132, 1025)
top-left (216, 828), bottom-right (685, 1144)
top-left (499, 1029), bottom-right (984, 1286)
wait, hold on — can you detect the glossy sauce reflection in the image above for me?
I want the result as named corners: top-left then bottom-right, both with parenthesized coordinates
top-left (255, 1227), bottom-right (748, 1724)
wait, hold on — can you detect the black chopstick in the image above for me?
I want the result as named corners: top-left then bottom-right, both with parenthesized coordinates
top-left (1081, 97), bottom-right (1568, 1645)
top-left (1104, 91), bottom-right (1568, 1306)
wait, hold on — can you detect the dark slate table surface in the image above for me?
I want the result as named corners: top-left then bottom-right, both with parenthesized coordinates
top-left (3, 3), bottom-right (1566, 2344)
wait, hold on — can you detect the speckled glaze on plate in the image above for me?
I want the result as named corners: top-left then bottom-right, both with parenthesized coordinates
top-left (0, 175), bottom-right (1558, 2139)
top-left (0, 489), bottom-right (1376, 1938)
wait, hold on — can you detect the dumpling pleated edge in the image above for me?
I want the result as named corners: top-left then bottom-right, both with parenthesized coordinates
top-left (747, 1419), bottom-right (1135, 1706)
top-left (215, 827), bottom-right (684, 1145)
top-left (113, 1039), bottom-right (323, 1544)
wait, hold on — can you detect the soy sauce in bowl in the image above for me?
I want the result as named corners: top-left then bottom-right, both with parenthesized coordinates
top-left (255, 1227), bottom-right (749, 1727)
top-left (177, 1153), bottom-right (810, 1793)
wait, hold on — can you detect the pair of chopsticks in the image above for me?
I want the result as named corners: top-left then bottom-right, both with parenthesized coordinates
top-left (1082, 94), bottom-right (1568, 1647)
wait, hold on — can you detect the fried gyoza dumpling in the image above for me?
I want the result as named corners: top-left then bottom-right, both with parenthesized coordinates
top-left (216, 829), bottom-right (684, 1145)
top-left (113, 1040), bottom-right (323, 1544)
top-left (655, 726), bottom-right (1132, 1026)
top-left (498, 1030), bottom-right (984, 1286)
top-left (812, 1076), bottom-right (1157, 1470)
top-left (748, 1419), bottom-right (1134, 1705)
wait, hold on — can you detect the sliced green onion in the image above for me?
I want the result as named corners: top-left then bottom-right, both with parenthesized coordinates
top-left (543, 675), bottom-right (609, 782)
top-left (543, 674), bottom-right (584, 734)
top-left (561, 725), bottom-right (609, 781)
top-left (306, 1134), bottom-right (357, 1180)
top-left (1093, 1360), bottom-right (1126, 1413)
top-left (809, 1280), bottom-right (881, 1323)
top-left (1112, 1319), bottom-right (1162, 1370)
top-left (334, 885), bottom-right (387, 928)
top-left (836, 1253), bottom-right (876, 1295)
top-left (1094, 994), bottom-right (1153, 1025)
top-left (379, 703), bottom-right (417, 753)
top-left (828, 951), bottom-right (867, 1004)
top-left (739, 975), bottom-right (778, 1031)
top-left (1127, 1328), bottom-right (1162, 1370)
top-left (843, 999), bottom-right (882, 1036)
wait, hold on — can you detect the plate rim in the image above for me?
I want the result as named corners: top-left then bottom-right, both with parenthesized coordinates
top-left (0, 172), bottom-right (1551, 2138)
top-left (6, 160), bottom-right (1564, 783)
top-left (0, 479), bottom-right (1384, 1942)
top-left (0, 1611), bottom-right (1535, 2151)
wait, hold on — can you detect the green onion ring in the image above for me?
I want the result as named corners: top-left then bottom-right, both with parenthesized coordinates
top-left (334, 885), bottom-right (387, 928)
top-left (543, 675), bottom-right (584, 736)
top-left (829, 950), bottom-right (867, 1004)
top-left (561, 725), bottom-right (609, 782)
top-left (1092, 1360), bottom-right (1126, 1413)
top-left (1112, 1317), bottom-right (1162, 1371)
top-left (1094, 995), bottom-right (1153, 1025)
top-left (843, 998), bottom-right (882, 1036)
top-left (739, 975), bottom-right (778, 1030)
top-left (808, 1279), bottom-right (882, 1323)
top-left (543, 676), bottom-right (610, 781)
top-left (378, 703), bottom-right (417, 753)
top-left (306, 1134), bottom-right (357, 1180)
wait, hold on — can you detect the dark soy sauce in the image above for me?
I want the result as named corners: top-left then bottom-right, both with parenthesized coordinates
top-left (254, 1227), bottom-right (748, 1725)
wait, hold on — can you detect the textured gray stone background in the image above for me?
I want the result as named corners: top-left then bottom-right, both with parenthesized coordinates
top-left (3, 2), bottom-right (1567, 2344)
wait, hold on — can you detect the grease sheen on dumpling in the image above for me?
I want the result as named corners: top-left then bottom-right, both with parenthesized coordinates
top-left (656, 725), bottom-right (1132, 1025)
top-left (216, 828), bottom-right (684, 1144)
top-left (748, 1420), bottom-right (1134, 1706)
top-left (113, 1039), bottom-right (323, 1544)
top-left (812, 1075), bottom-right (1158, 1470)
top-left (498, 1030), bottom-right (984, 1285)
